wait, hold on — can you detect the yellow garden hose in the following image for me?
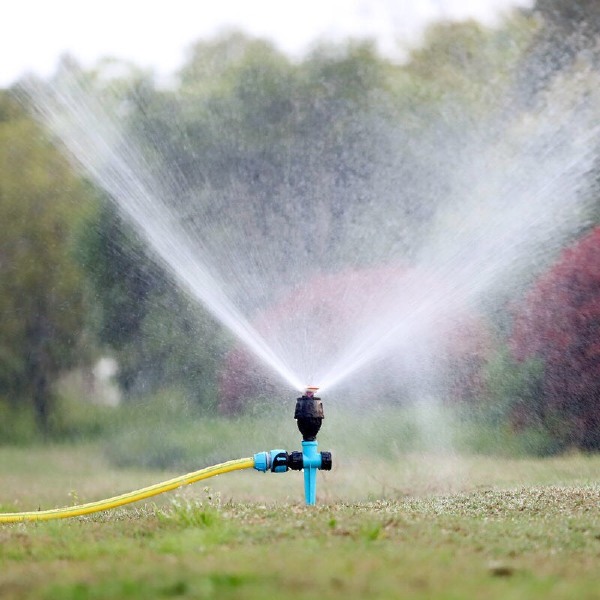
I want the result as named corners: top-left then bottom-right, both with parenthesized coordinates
top-left (0, 456), bottom-right (254, 523)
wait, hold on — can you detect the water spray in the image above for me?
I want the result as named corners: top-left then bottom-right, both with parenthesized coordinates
top-left (253, 387), bottom-right (332, 506)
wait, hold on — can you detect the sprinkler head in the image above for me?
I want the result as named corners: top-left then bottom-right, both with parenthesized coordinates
top-left (294, 386), bottom-right (324, 441)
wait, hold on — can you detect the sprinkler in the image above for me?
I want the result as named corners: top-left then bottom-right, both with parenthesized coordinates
top-left (0, 388), bottom-right (332, 522)
top-left (253, 386), bottom-right (332, 505)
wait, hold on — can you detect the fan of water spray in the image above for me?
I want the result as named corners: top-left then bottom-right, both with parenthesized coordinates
top-left (319, 82), bottom-right (600, 392)
top-left (22, 71), bottom-right (305, 392)
top-left (19, 60), bottom-right (600, 403)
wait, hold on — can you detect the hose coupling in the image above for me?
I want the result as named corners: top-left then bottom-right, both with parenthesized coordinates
top-left (253, 449), bottom-right (289, 473)
top-left (253, 449), bottom-right (333, 473)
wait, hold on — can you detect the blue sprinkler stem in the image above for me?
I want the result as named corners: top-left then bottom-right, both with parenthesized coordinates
top-left (301, 440), bottom-right (322, 506)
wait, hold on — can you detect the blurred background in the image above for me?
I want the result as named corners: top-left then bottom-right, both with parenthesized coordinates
top-left (1, 0), bottom-right (600, 479)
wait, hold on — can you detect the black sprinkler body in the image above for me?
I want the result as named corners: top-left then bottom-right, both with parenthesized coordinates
top-left (294, 393), bottom-right (324, 441)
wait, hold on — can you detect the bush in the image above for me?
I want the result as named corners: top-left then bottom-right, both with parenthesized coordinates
top-left (0, 398), bottom-right (37, 446)
top-left (511, 227), bottom-right (600, 450)
top-left (45, 394), bottom-right (116, 442)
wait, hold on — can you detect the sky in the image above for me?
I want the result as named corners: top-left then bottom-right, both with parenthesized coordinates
top-left (1, 0), bottom-right (532, 87)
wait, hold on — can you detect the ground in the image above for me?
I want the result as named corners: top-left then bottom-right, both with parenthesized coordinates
top-left (1, 445), bottom-right (600, 599)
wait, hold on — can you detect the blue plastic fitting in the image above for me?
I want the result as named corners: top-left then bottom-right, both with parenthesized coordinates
top-left (253, 449), bottom-right (288, 473)
top-left (302, 440), bottom-right (322, 505)
top-left (253, 451), bottom-right (269, 472)
top-left (253, 444), bottom-right (331, 504)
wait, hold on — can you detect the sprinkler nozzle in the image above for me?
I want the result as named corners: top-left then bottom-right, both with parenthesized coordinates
top-left (294, 389), bottom-right (324, 441)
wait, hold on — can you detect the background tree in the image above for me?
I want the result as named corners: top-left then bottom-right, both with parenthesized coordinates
top-left (75, 201), bottom-right (226, 408)
top-left (0, 91), bottom-right (96, 432)
top-left (515, 0), bottom-right (600, 105)
top-left (511, 226), bottom-right (600, 450)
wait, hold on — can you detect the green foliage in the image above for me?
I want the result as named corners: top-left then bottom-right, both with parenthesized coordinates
top-left (160, 493), bottom-right (223, 529)
top-left (407, 18), bottom-right (533, 112)
top-left (453, 421), bottom-right (558, 458)
top-left (0, 392), bottom-right (114, 446)
top-left (516, 0), bottom-right (600, 105)
top-left (0, 91), bottom-right (98, 431)
top-left (454, 347), bottom-right (561, 456)
top-left (45, 393), bottom-right (116, 442)
top-left (0, 398), bottom-right (37, 445)
top-left (74, 203), bottom-right (161, 351)
top-left (75, 202), bottom-right (225, 406)
top-left (478, 347), bottom-right (544, 426)
top-left (101, 390), bottom-right (284, 470)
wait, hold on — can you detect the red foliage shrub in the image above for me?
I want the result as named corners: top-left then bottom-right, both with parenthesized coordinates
top-left (510, 227), bottom-right (600, 449)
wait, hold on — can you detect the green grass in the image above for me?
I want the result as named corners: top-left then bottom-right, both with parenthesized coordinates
top-left (1, 445), bottom-right (600, 599)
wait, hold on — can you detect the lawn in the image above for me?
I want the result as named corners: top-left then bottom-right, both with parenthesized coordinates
top-left (1, 444), bottom-right (600, 599)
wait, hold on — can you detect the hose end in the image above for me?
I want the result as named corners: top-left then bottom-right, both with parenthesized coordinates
top-left (253, 449), bottom-right (289, 473)
top-left (253, 451), bottom-right (269, 472)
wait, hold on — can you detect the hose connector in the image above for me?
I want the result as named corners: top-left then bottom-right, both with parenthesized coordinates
top-left (253, 449), bottom-right (289, 473)
top-left (254, 448), bottom-right (332, 474)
